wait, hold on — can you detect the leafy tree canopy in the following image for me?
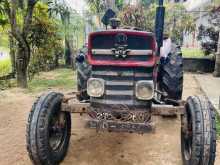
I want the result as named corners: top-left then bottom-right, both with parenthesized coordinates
top-left (119, 2), bottom-right (195, 44)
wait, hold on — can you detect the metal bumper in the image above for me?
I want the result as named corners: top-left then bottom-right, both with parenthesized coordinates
top-left (86, 119), bottom-right (154, 133)
top-left (61, 102), bottom-right (185, 116)
top-left (61, 96), bottom-right (185, 133)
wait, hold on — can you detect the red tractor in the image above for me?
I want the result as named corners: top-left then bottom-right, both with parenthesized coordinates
top-left (26, 1), bottom-right (216, 164)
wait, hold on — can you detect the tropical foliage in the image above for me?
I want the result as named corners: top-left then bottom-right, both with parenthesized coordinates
top-left (119, 2), bottom-right (195, 45)
top-left (86, 0), bottom-right (106, 14)
top-left (197, 25), bottom-right (219, 55)
top-left (28, 2), bottom-right (63, 80)
top-left (48, 0), bottom-right (84, 66)
top-left (119, 4), bottom-right (147, 30)
top-left (0, 0), bottom-right (86, 87)
top-left (1, 0), bottom-right (40, 88)
top-left (196, 9), bottom-right (220, 76)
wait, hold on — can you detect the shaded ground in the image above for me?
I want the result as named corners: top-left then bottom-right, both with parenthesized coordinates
top-left (0, 73), bottom-right (219, 165)
top-left (195, 74), bottom-right (220, 115)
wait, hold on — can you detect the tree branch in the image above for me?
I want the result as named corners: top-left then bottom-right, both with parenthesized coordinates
top-left (8, 0), bottom-right (24, 45)
top-left (23, 0), bottom-right (38, 36)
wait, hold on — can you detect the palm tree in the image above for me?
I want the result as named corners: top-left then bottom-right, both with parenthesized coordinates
top-left (86, 0), bottom-right (106, 26)
top-left (0, 0), bottom-right (4, 12)
top-left (48, 0), bottom-right (73, 66)
top-left (0, 0), bottom-right (7, 26)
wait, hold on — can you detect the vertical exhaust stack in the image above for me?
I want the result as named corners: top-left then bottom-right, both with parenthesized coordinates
top-left (155, 0), bottom-right (165, 56)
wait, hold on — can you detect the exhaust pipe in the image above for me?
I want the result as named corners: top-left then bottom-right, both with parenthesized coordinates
top-left (155, 0), bottom-right (165, 56)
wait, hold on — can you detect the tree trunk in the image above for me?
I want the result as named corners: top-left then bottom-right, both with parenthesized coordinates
top-left (65, 38), bottom-right (72, 66)
top-left (9, 34), bottom-right (16, 75)
top-left (5, 0), bottom-right (37, 88)
top-left (17, 63), bottom-right (28, 88)
top-left (16, 46), bottom-right (28, 88)
top-left (213, 33), bottom-right (220, 77)
top-left (69, 35), bottom-right (75, 69)
top-left (54, 52), bottom-right (59, 67)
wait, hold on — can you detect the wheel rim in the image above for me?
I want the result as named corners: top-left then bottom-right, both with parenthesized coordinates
top-left (183, 133), bottom-right (192, 160)
top-left (49, 112), bottom-right (68, 151)
top-left (183, 104), bottom-right (193, 161)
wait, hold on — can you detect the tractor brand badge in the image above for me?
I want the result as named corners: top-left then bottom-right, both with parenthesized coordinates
top-left (112, 33), bottom-right (129, 58)
top-left (115, 33), bottom-right (127, 45)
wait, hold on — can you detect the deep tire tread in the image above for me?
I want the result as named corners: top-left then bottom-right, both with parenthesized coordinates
top-left (159, 47), bottom-right (183, 100)
top-left (26, 92), bottom-right (71, 165)
top-left (181, 96), bottom-right (216, 165)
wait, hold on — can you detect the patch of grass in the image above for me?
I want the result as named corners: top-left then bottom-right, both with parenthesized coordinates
top-left (28, 68), bottom-right (76, 93)
top-left (0, 32), bottom-right (9, 48)
top-left (216, 114), bottom-right (220, 138)
top-left (0, 46), bottom-right (9, 53)
top-left (0, 47), bottom-right (15, 89)
top-left (181, 48), bottom-right (205, 58)
top-left (0, 46), bottom-right (11, 76)
top-left (0, 58), bottom-right (12, 77)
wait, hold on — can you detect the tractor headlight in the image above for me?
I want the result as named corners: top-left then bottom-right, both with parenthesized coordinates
top-left (87, 78), bottom-right (105, 97)
top-left (135, 81), bottom-right (154, 100)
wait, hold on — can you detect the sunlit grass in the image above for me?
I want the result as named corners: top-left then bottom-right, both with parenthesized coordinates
top-left (181, 48), bottom-right (205, 58)
top-left (0, 46), bottom-right (9, 53)
top-left (0, 58), bottom-right (12, 77)
top-left (0, 32), bottom-right (9, 48)
top-left (28, 68), bottom-right (76, 93)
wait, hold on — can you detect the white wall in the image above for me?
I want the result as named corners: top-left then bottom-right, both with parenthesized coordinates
top-left (184, 0), bottom-right (212, 11)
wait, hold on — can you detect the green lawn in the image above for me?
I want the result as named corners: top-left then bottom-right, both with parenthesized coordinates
top-left (0, 31), bottom-right (9, 48)
top-left (0, 58), bottom-right (12, 77)
top-left (0, 46), bottom-right (9, 53)
top-left (0, 47), bottom-right (11, 77)
top-left (181, 48), bottom-right (205, 58)
top-left (28, 68), bottom-right (76, 93)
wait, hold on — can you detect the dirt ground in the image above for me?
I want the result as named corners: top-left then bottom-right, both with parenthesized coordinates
top-left (0, 73), bottom-right (219, 165)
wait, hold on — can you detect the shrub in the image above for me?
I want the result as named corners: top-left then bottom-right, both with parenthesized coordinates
top-left (197, 25), bottom-right (219, 55)
top-left (28, 3), bottom-right (64, 80)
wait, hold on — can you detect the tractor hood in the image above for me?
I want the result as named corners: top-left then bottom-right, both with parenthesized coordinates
top-left (87, 29), bottom-right (157, 67)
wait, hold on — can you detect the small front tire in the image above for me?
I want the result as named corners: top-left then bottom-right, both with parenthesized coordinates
top-left (181, 96), bottom-right (216, 165)
top-left (26, 92), bottom-right (71, 165)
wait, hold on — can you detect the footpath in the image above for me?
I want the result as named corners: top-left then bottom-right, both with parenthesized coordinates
top-left (195, 73), bottom-right (220, 116)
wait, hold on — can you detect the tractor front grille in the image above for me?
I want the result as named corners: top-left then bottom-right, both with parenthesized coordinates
top-left (90, 66), bottom-right (153, 110)
top-left (91, 34), bottom-right (153, 62)
top-left (91, 54), bottom-right (151, 62)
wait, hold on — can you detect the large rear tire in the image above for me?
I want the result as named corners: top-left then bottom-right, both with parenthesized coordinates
top-left (181, 96), bottom-right (216, 165)
top-left (26, 92), bottom-right (71, 165)
top-left (159, 46), bottom-right (183, 100)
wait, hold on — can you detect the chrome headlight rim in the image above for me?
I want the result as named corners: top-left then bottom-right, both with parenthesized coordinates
top-left (135, 80), bottom-right (154, 100)
top-left (87, 78), bottom-right (105, 97)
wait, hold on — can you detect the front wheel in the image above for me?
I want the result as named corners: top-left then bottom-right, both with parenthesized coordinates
top-left (26, 92), bottom-right (71, 165)
top-left (181, 96), bottom-right (216, 165)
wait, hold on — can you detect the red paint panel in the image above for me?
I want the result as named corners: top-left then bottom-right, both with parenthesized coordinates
top-left (88, 53), bottom-right (157, 67)
top-left (87, 29), bottom-right (157, 67)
